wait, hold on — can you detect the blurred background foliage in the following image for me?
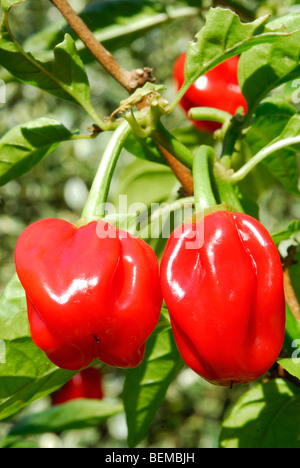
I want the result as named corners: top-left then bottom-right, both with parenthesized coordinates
top-left (0, 0), bottom-right (300, 448)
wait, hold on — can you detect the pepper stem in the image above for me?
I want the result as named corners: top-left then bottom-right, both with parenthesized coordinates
top-left (193, 146), bottom-right (217, 210)
top-left (188, 107), bottom-right (232, 125)
top-left (151, 121), bottom-right (194, 169)
top-left (81, 120), bottom-right (131, 220)
top-left (214, 160), bottom-right (244, 213)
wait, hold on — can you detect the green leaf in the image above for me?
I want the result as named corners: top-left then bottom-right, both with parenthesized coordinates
top-left (278, 359), bottom-right (300, 380)
top-left (0, 117), bottom-right (73, 186)
top-left (231, 141), bottom-right (276, 202)
top-left (1, 0), bottom-right (27, 12)
top-left (0, 13), bottom-right (75, 103)
top-left (8, 399), bottom-right (123, 436)
top-left (111, 159), bottom-right (179, 212)
top-left (0, 272), bottom-right (29, 341)
top-left (263, 114), bottom-right (300, 196)
top-left (51, 34), bottom-right (91, 105)
top-left (0, 11), bottom-right (97, 117)
top-left (239, 12), bottom-right (300, 116)
top-left (123, 326), bottom-right (184, 448)
top-left (271, 220), bottom-right (300, 246)
top-left (0, 274), bottom-right (76, 421)
top-left (245, 99), bottom-right (299, 196)
top-left (220, 379), bottom-right (300, 448)
top-left (176, 7), bottom-right (288, 103)
top-left (124, 134), bottom-right (167, 166)
top-left (253, 96), bottom-right (297, 119)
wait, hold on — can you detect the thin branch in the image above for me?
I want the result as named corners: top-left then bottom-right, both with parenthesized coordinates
top-left (158, 145), bottom-right (194, 196)
top-left (230, 136), bottom-right (300, 183)
top-left (282, 245), bottom-right (300, 322)
top-left (267, 362), bottom-right (300, 388)
top-left (50, 0), bottom-right (155, 93)
top-left (150, 122), bottom-right (195, 195)
top-left (50, 0), bottom-right (194, 195)
top-left (284, 268), bottom-right (300, 322)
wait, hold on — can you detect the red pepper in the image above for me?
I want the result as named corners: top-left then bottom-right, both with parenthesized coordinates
top-left (15, 219), bottom-right (162, 371)
top-left (160, 211), bottom-right (286, 386)
top-left (173, 53), bottom-right (248, 133)
top-left (52, 367), bottom-right (104, 405)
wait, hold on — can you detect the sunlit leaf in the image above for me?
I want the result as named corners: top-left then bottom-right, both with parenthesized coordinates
top-left (0, 118), bottom-right (73, 186)
top-left (220, 379), bottom-right (300, 448)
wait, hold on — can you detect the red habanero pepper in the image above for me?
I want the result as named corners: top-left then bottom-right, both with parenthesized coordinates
top-left (15, 219), bottom-right (162, 371)
top-left (173, 53), bottom-right (248, 133)
top-left (52, 367), bottom-right (104, 405)
top-left (160, 211), bottom-right (286, 386)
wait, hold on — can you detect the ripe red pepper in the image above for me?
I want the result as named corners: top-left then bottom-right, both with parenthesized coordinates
top-left (15, 219), bottom-right (162, 371)
top-left (52, 367), bottom-right (104, 405)
top-left (173, 53), bottom-right (248, 133)
top-left (160, 210), bottom-right (286, 386)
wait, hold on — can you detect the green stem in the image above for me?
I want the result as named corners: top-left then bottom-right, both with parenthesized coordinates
top-left (125, 109), bottom-right (150, 139)
top-left (130, 197), bottom-right (195, 238)
top-left (193, 146), bottom-right (217, 209)
top-left (189, 107), bottom-right (246, 161)
top-left (214, 160), bottom-right (244, 212)
top-left (221, 121), bottom-right (242, 159)
top-left (151, 121), bottom-right (194, 169)
top-left (81, 120), bottom-right (131, 219)
top-left (71, 133), bottom-right (97, 140)
top-left (188, 107), bottom-right (232, 124)
top-left (230, 136), bottom-right (300, 183)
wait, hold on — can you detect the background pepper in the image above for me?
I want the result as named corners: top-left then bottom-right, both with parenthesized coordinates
top-left (15, 218), bottom-right (162, 371)
top-left (52, 367), bottom-right (104, 405)
top-left (173, 53), bottom-right (248, 133)
top-left (160, 210), bottom-right (286, 386)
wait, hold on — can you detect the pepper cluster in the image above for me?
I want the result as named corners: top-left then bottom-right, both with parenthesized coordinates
top-left (14, 209), bottom-right (286, 386)
top-left (14, 56), bottom-right (286, 387)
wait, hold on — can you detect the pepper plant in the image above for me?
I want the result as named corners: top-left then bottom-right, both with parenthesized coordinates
top-left (0, 0), bottom-right (300, 449)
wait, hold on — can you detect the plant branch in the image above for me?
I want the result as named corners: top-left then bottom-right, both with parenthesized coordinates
top-left (50, 0), bottom-right (155, 93)
top-left (158, 146), bottom-right (194, 196)
top-left (151, 122), bottom-right (194, 169)
top-left (267, 361), bottom-right (300, 388)
top-left (282, 245), bottom-right (300, 322)
top-left (150, 122), bottom-right (195, 196)
top-left (50, 0), bottom-right (196, 196)
top-left (284, 268), bottom-right (300, 322)
top-left (230, 136), bottom-right (300, 183)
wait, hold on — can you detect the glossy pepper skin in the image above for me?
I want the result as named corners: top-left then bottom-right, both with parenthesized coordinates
top-left (173, 53), bottom-right (248, 133)
top-left (15, 219), bottom-right (162, 371)
top-left (160, 211), bottom-right (286, 386)
top-left (52, 367), bottom-right (104, 405)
